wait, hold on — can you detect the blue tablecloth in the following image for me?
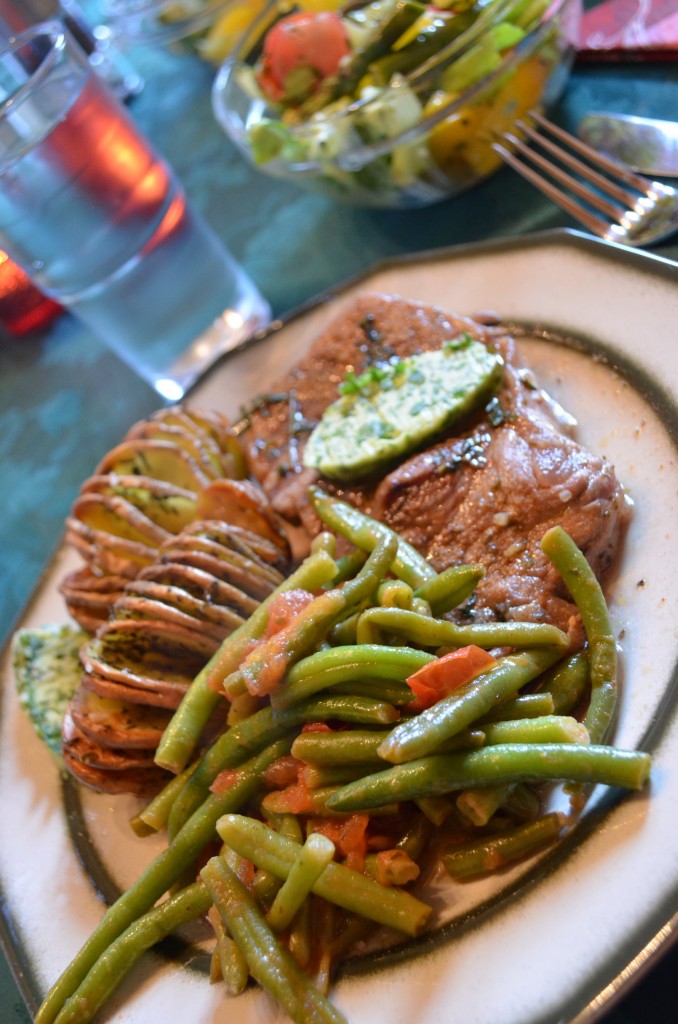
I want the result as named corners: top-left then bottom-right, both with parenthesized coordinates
top-left (1, 12), bottom-right (677, 1023)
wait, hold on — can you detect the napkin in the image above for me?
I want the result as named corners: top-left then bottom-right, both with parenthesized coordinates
top-left (578, 0), bottom-right (678, 62)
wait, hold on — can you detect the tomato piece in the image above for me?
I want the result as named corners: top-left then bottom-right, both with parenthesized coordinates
top-left (406, 645), bottom-right (497, 710)
top-left (257, 11), bottom-right (351, 103)
top-left (311, 813), bottom-right (369, 868)
top-left (263, 588), bottom-right (315, 638)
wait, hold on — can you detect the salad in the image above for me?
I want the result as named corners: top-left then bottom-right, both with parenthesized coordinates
top-left (213, 0), bottom-right (580, 206)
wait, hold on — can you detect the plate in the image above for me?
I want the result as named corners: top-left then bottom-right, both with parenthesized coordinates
top-left (2, 229), bottom-right (678, 1024)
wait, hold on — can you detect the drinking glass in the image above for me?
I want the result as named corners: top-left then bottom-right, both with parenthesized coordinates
top-left (0, 20), bottom-right (270, 398)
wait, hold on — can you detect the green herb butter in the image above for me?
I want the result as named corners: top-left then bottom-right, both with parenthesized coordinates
top-left (304, 336), bottom-right (503, 480)
top-left (12, 624), bottom-right (87, 759)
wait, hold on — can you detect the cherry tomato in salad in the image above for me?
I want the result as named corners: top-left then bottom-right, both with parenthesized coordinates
top-left (257, 10), bottom-right (351, 103)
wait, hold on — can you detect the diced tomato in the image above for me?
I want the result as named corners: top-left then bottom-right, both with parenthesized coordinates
top-left (300, 721), bottom-right (333, 734)
top-left (263, 780), bottom-right (314, 815)
top-left (209, 767), bottom-right (242, 794)
top-left (311, 813), bottom-right (369, 869)
top-left (263, 589), bottom-right (315, 638)
top-left (257, 11), bottom-right (351, 103)
top-left (262, 754), bottom-right (301, 788)
top-left (406, 645), bottom-right (497, 710)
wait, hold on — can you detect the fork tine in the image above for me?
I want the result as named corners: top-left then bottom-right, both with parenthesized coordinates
top-left (529, 112), bottom-right (653, 195)
top-left (501, 128), bottom-right (627, 222)
top-left (491, 138), bottom-right (616, 241)
top-left (517, 116), bottom-right (640, 210)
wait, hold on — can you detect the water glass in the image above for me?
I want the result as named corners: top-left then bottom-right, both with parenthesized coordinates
top-left (0, 20), bottom-right (270, 398)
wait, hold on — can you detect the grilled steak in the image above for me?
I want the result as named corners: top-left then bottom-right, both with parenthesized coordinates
top-left (242, 294), bottom-right (630, 634)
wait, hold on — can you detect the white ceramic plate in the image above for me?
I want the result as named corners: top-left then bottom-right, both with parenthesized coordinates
top-left (2, 229), bottom-right (678, 1024)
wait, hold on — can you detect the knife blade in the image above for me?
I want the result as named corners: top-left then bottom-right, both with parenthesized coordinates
top-left (577, 112), bottom-right (678, 178)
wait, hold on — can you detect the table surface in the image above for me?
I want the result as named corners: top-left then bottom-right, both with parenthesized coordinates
top-left (1, 9), bottom-right (677, 1023)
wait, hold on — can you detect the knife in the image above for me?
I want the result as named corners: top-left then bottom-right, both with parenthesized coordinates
top-left (577, 112), bottom-right (678, 178)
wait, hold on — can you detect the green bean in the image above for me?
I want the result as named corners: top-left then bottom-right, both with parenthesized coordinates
top-left (129, 761), bottom-right (198, 836)
top-left (217, 814), bottom-right (432, 937)
top-left (541, 527), bottom-right (617, 743)
top-left (442, 813), bottom-right (565, 879)
top-left (267, 834), bottom-right (336, 932)
top-left (201, 856), bottom-right (347, 1024)
top-left (479, 691), bottom-right (555, 722)
top-left (416, 794), bottom-right (457, 825)
top-left (301, 762), bottom-right (381, 789)
top-left (155, 548), bottom-right (338, 774)
top-left (332, 677), bottom-right (417, 706)
top-left (502, 783), bottom-right (541, 821)
top-left (456, 780), bottom-right (541, 827)
top-left (287, 896), bottom-right (313, 969)
top-left (364, 849), bottom-right (420, 886)
top-left (413, 564), bottom-right (485, 616)
top-left (482, 715), bottom-right (590, 746)
top-left (261, 785), bottom-right (398, 818)
top-left (378, 647), bottom-right (563, 764)
top-left (52, 882), bottom-right (212, 1024)
top-left (538, 650), bottom-right (590, 715)
top-left (456, 784), bottom-right (513, 827)
top-left (273, 644), bottom-right (434, 709)
top-left (309, 486), bottom-right (436, 587)
top-left (377, 579), bottom-right (414, 608)
top-left (354, 606), bottom-right (569, 652)
top-left (35, 739), bottom-right (292, 1024)
top-left (223, 533), bottom-right (397, 700)
top-left (168, 693), bottom-right (398, 838)
top-left (208, 905), bottom-right (249, 994)
top-left (291, 730), bottom-right (390, 767)
top-left (292, 726), bottom-right (485, 771)
top-left (326, 743), bottom-right (651, 812)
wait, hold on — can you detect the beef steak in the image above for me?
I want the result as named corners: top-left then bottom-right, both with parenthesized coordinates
top-left (241, 294), bottom-right (629, 634)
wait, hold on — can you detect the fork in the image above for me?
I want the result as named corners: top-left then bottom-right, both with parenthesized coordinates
top-left (492, 111), bottom-right (678, 248)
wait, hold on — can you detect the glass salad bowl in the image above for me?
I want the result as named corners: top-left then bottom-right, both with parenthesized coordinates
top-left (212, 0), bottom-right (582, 208)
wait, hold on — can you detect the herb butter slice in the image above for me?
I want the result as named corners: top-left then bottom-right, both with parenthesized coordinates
top-left (304, 336), bottom-right (503, 481)
top-left (12, 624), bottom-right (87, 759)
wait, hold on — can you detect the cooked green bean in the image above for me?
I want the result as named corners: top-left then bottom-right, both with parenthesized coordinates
top-left (223, 533), bottom-right (397, 700)
top-left (442, 813), bottom-right (565, 878)
top-left (331, 677), bottom-right (418, 706)
top-left (262, 785), bottom-right (398, 818)
top-left (35, 739), bottom-right (292, 1024)
top-left (326, 743), bottom-right (651, 812)
top-left (155, 548), bottom-right (338, 774)
top-left (378, 647), bottom-right (563, 764)
top-left (217, 814), bottom-right (432, 936)
top-left (479, 691), bottom-right (555, 722)
top-left (168, 693), bottom-right (398, 837)
top-left (456, 784), bottom-right (514, 827)
top-left (293, 726), bottom-right (484, 770)
top-left (541, 526), bottom-right (617, 743)
top-left (481, 715), bottom-right (590, 746)
top-left (301, 762), bottom-right (381, 789)
top-left (52, 882), bottom-right (212, 1024)
top-left (267, 834), bottom-right (336, 932)
top-left (364, 848), bottom-right (420, 886)
top-left (413, 564), bottom-right (485, 616)
top-left (273, 644), bottom-right (434, 709)
top-left (209, 906), bottom-right (249, 995)
top-left (129, 761), bottom-right (198, 836)
top-left (538, 650), bottom-right (590, 715)
top-left (354, 606), bottom-right (570, 652)
top-left (377, 579), bottom-right (414, 608)
top-left (291, 730), bottom-right (390, 767)
top-left (309, 486), bottom-right (436, 587)
top-left (201, 856), bottom-right (347, 1024)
